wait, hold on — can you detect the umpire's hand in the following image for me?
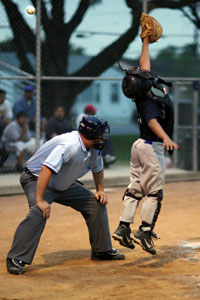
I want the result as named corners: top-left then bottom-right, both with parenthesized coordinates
top-left (37, 199), bottom-right (51, 219)
top-left (95, 191), bottom-right (108, 206)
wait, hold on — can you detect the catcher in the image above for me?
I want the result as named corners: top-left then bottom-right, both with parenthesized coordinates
top-left (113, 13), bottom-right (179, 255)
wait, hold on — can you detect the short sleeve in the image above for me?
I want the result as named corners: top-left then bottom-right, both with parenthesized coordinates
top-left (5, 102), bottom-right (13, 119)
top-left (90, 151), bottom-right (103, 173)
top-left (43, 145), bottom-right (67, 173)
top-left (143, 101), bottom-right (162, 123)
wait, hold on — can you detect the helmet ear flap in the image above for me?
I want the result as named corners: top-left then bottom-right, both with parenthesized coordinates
top-left (143, 79), bottom-right (152, 93)
top-left (122, 75), bottom-right (152, 99)
top-left (122, 75), bottom-right (144, 99)
top-left (122, 75), bottom-right (134, 98)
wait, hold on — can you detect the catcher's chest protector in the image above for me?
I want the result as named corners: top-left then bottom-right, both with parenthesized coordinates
top-left (152, 94), bottom-right (174, 139)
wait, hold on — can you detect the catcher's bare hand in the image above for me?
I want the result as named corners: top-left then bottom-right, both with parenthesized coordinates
top-left (95, 191), bottom-right (108, 206)
top-left (163, 136), bottom-right (179, 151)
top-left (37, 199), bottom-right (51, 219)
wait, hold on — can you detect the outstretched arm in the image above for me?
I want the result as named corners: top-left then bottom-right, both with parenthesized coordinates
top-left (139, 37), bottom-right (150, 71)
top-left (148, 118), bottom-right (179, 151)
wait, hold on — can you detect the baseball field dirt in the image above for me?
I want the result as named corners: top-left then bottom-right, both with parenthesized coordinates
top-left (0, 181), bottom-right (200, 300)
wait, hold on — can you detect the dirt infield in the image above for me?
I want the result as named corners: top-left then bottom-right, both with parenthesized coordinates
top-left (0, 181), bottom-right (200, 300)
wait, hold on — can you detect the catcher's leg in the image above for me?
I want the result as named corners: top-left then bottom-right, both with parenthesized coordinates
top-left (120, 139), bottom-right (144, 223)
top-left (140, 189), bottom-right (163, 230)
top-left (140, 141), bottom-right (165, 228)
top-left (113, 140), bottom-right (144, 249)
top-left (133, 190), bottom-right (163, 255)
top-left (133, 141), bottom-right (165, 255)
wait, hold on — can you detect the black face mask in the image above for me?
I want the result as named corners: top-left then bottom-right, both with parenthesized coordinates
top-left (93, 137), bottom-right (107, 151)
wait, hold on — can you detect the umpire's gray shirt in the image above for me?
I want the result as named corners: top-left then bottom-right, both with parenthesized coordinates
top-left (26, 131), bottom-right (103, 192)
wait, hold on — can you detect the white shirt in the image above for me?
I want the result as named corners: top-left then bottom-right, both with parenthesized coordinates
top-left (0, 100), bottom-right (13, 120)
top-left (27, 131), bottom-right (103, 191)
top-left (2, 120), bottom-right (31, 143)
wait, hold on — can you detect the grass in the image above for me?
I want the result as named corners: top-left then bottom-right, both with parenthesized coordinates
top-left (110, 134), bottom-right (139, 165)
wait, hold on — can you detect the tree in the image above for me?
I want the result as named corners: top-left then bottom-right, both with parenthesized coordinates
top-left (155, 42), bottom-right (200, 77)
top-left (181, 2), bottom-right (200, 29)
top-left (1, 0), bottom-right (199, 118)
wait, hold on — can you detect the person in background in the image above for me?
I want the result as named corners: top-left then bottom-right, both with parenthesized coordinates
top-left (1, 112), bottom-right (37, 172)
top-left (45, 106), bottom-right (72, 141)
top-left (76, 104), bottom-right (116, 168)
top-left (0, 89), bottom-right (13, 137)
top-left (13, 84), bottom-right (46, 134)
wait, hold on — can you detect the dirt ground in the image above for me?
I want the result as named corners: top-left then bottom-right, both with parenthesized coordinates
top-left (0, 181), bottom-right (200, 300)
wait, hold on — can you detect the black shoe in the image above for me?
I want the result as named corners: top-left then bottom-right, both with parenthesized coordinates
top-left (112, 224), bottom-right (135, 249)
top-left (133, 229), bottom-right (157, 255)
top-left (91, 248), bottom-right (125, 260)
top-left (6, 258), bottom-right (26, 275)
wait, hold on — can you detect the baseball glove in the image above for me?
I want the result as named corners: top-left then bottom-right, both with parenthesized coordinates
top-left (140, 12), bottom-right (163, 43)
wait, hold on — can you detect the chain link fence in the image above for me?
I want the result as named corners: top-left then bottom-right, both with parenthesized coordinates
top-left (0, 1), bottom-right (199, 191)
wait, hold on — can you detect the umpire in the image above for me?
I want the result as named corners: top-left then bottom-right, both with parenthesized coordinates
top-left (6, 115), bottom-right (124, 275)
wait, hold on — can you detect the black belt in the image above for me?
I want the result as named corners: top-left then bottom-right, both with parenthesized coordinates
top-left (144, 140), bottom-right (152, 145)
top-left (25, 167), bottom-right (32, 175)
top-left (25, 168), bottom-right (38, 179)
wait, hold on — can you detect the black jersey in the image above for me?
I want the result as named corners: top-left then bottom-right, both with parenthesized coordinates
top-left (135, 93), bottom-right (174, 142)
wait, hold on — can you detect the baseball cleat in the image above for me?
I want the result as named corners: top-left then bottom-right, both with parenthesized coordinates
top-left (133, 229), bottom-right (157, 255)
top-left (91, 248), bottom-right (125, 260)
top-left (112, 224), bottom-right (135, 249)
top-left (6, 258), bottom-right (26, 275)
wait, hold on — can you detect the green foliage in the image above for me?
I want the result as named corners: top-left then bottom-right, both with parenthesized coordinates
top-left (155, 46), bottom-right (178, 61)
top-left (110, 134), bottom-right (139, 165)
top-left (154, 42), bottom-right (200, 77)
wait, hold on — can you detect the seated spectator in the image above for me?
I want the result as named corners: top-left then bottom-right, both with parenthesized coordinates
top-left (45, 106), bottom-right (72, 141)
top-left (13, 84), bottom-right (46, 134)
top-left (76, 104), bottom-right (116, 168)
top-left (0, 89), bottom-right (13, 137)
top-left (1, 112), bottom-right (38, 172)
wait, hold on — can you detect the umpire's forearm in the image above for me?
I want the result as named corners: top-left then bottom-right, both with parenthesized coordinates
top-left (36, 166), bottom-right (53, 203)
top-left (92, 169), bottom-right (104, 192)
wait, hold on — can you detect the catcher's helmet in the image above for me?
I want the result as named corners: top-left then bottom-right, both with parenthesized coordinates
top-left (122, 75), bottom-right (152, 100)
top-left (78, 115), bottom-right (110, 150)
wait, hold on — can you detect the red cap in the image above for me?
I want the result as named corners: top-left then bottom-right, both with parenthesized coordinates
top-left (84, 104), bottom-right (97, 113)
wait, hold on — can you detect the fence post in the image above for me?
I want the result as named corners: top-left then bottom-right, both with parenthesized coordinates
top-left (142, 0), bottom-right (148, 13)
top-left (35, 0), bottom-right (41, 150)
top-left (173, 81), bottom-right (179, 168)
top-left (192, 81), bottom-right (199, 171)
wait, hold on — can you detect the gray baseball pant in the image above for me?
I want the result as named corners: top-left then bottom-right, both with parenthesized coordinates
top-left (120, 139), bottom-right (165, 226)
top-left (7, 171), bottom-right (112, 264)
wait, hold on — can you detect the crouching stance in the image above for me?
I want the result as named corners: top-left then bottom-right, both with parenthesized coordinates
top-left (113, 13), bottom-right (179, 255)
top-left (7, 116), bottom-right (124, 275)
